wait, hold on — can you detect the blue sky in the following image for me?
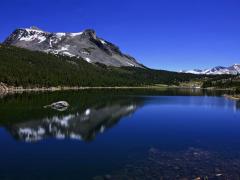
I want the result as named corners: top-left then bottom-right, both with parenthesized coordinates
top-left (1, 0), bottom-right (240, 71)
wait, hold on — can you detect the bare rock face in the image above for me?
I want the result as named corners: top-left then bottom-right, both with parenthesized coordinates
top-left (3, 26), bottom-right (144, 68)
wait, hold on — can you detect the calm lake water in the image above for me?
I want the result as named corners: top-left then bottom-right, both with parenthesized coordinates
top-left (0, 89), bottom-right (240, 180)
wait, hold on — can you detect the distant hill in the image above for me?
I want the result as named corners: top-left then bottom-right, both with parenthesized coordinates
top-left (181, 64), bottom-right (240, 75)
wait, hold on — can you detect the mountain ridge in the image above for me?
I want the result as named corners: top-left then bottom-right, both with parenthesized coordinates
top-left (181, 64), bottom-right (240, 75)
top-left (3, 26), bottom-right (144, 68)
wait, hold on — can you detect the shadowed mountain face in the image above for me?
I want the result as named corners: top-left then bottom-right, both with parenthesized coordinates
top-left (3, 27), bottom-right (143, 68)
top-left (0, 90), bottom-right (144, 142)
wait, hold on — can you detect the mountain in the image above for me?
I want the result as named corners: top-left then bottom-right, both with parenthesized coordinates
top-left (3, 26), bottom-right (143, 68)
top-left (181, 64), bottom-right (240, 75)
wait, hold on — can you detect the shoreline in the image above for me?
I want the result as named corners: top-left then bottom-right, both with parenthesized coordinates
top-left (0, 85), bottom-right (171, 95)
top-left (223, 94), bottom-right (240, 100)
top-left (0, 82), bottom-right (237, 96)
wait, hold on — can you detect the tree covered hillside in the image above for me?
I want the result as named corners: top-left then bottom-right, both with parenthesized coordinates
top-left (202, 75), bottom-right (240, 90)
top-left (0, 45), bottom-right (201, 87)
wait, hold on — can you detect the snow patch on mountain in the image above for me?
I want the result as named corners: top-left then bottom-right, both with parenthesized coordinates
top-left (84, 57), bottom-right (91, 63)
top-left (62, 51), bottom-right (75, 57)
top-left (100, 39), bottom-right (106, 44)
top-left (70, 32), bottom-right (83, 37)
top-left (19, 30), bottom-right (47, 43)
top-left (56, 32), bottom-right (66, 37)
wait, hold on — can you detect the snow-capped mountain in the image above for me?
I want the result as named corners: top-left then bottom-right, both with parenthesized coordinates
top-left (3, 26), bottom-right (143, 67)
top-left (181, 64), bottom-right (240, 75)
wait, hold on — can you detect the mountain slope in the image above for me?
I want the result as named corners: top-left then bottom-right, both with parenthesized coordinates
top-left (181, 64), bottom-right (240, 75)
top-left (3, 26), bottom-right (143, 68)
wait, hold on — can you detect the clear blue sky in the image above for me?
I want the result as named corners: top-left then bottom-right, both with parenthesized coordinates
top-left (1, 0), bottom-right (240, 71)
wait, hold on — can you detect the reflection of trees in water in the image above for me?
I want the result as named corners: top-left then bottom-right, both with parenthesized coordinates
top-left (2, 92), bottom-right (144, 142)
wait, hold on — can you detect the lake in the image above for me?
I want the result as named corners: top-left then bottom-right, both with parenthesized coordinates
top-left (0, 88), bottom-right (240, 180)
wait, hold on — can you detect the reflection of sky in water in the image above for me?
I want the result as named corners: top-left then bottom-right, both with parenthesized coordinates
top-left (143, 96), bottom-right (239, 112)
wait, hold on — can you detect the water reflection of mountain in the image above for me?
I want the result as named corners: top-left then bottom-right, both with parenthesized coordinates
top-left (0, 89), bottom-right (239, 142)
top-left (10, 103), bottom-right (139, 142)
top-left (0, 91), bottom-right (144, 142)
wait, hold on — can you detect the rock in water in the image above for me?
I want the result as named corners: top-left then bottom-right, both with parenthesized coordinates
top-left (44, 101), bottom-right (69, 111)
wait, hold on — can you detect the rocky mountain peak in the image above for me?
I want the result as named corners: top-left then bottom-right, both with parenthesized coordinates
top-left (82, 29), bottom-right (96, 39)
top-left (3, 27), bottom-right (143, 68)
